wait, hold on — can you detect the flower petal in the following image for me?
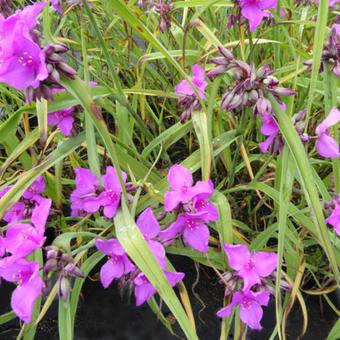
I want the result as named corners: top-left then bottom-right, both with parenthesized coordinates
top-left (99, 259), bottom-right (124, 288)
top-left (253, 251), bottom-right (278, 277)
top-left (183, 222), bottom-right (209, 252)
top-left (316, 132), bottom-right (340, 158)
top-left (223, 244), bottom-right (250, 271)
top-left (136, 207), bottom-right (160, 238)
top-left (316, 107), bottom-right (340, 136)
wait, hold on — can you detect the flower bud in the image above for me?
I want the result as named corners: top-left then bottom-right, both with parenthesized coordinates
top-left (64, 263), bottom-right (85, 278)
top-left (44, 258), bottom-right (58, 273)
top-left (57, 62), bottom-right (77, 79)
top-left (218, 46), bottom-right (234, 60)
top-left (58, 276), bottom-right (70, 301)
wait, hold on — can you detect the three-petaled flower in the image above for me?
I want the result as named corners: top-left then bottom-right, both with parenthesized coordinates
top-left (95, 238), bottom-right (135, 288)
top-left (223, 244), bottom-right (277, 292)
top-left (216, 290), bottom-right (270, 330)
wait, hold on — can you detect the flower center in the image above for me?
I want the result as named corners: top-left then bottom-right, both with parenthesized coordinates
top-left (54, 111), bottom-right (68, 119)
top-left (28, 184), bottom-right (38, 194)
top-left (240, 298), bottom-right (252, 310)
top-left (186, 219), bottom-right (198, 231)
top-left (246, 257), bottom-right (256, 270)
top-left (17, 52), bottom-right (34, 67)
top-left (196, 199), bottom-right (209, 209)
top-left (104, 189), bottom-right (118, 201)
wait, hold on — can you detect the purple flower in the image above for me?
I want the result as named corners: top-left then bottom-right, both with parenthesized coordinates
top-left (0, 3), bottom-right (48, 90)
top-left (326, 195), bottom-right (340, 235)
top-left (3, 202), bottom-right (25, 224)
top-left (0, 258), bottom-right (43, 323)
top-left (134, 270), bottom-right (184, 306)
top-left (258, 113), bottom-right (280, 154)
top-left (164, 164), bottom-right (211, 212)
top-left (216, 290), bottom-right (270, 330)
top-left (4, 198), bottom-right (51, 259)
top-left (175, 64), bottom-right (208, 99)
top-left (95, 238), bottom-right (135, 288)
top-left (315, 107), bottom-right (340, 158)
top-left (22, 175), bottom-right (46, 200)
top-left (0, 28), bottom-right (48, 90)
top-left (223, 244), bottom-right (277, 292)
top-left (70, 168), bottom-right (100, 217)
top-left (83, 166), bottom-right (127, 219)
top-left (136, 208), bottom-right (167, 269)
top-left (192, 180), bottom-right (219, 221)
top-left (159, 211), bottom-right (210, 252)
top-left (239, 0), bottom-right (278, 32)
top-left (47, 107), bottom-right (75, 136)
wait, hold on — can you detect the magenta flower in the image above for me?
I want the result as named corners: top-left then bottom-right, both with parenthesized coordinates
top-left (0, 258), bottom-right (43, 323)
top-left (175, 64), bottom-right (208, 99)
top-left (134, 270), bottom-right (184, 306)
top-left (216, 290), bottom-right (270, 330)
top-left (224, 244), bottom-right (277, 292)
top-left (70, 168), bottom-right (100, 217)
top-left (95, 238), bottom-right (135, 288)
top-left (326, 195), bottom-right (340, 235)
top-left (83, 166), bottom-right (127, 219)
top-left (315, 107), bottom-right (340, 158)
top-left (326, 206), bottom-right (340, 235)
top-left (136, 208), bottom-right (167, 269)
top-left (192, 180), bottom-right (219, 221)
top-left (160, 211), bottom-right (210, 252)
top-left (3, 202), bottom-right (25, 224)
top-left (22, 175), bottom-right (46, 201)
top-left (0, 29), bottom-right (48, 90)
top-left (164, 164), bottom-right (211, 212)
top-left (47, 107), bottom-right (75, 136)
top-left (239, 0), bottom-right (277, 32)
top-left (4, 198), bottom-right (51, 259)
top-left (258, 113), bottom-right (280, 154)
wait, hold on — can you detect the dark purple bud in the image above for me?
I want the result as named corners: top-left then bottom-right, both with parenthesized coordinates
top-left (249, 89), bottom-right (259, 101)
top-left (52, 42), bottom-right (68, 53)
top-left (263, 76), bottom-right (279, 87)
top-left (47, 53), bottom-right (64, 63)
top-left (221, 92), bottom-right (234, 110)
top-left (210, 57), bottom-right (230, 65)
top-left (44, 45), bottom-right (55, 55)
top-left (218, 46), bottom-right (234, 60)
top-left (50, 69), bottom-right (61, 84)
top-left (64, 263), bottom-right (85, 278)
top-left (206, 65), bottom-right (228, 78)
top-left (44, 258), bottom-right (58, 273)
top-left (57, 62), bottom-right (78, 79)
top-left (24, 87), bottom-right (35, 104)
top-left (272, 87), bottom-right (296, 96)
top-left (58, 276), bottom-right (70, 301)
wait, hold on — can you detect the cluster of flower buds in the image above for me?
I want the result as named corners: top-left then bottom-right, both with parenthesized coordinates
top-left (304, 24), bottom-right (340, 78)
top-left (207, 46), bottom-right (295, 113)
top-left (43, 245), bottom-right (84, 300)
top-left (25, 42), bottom-right (77, 103)
top-left (0, 0), bottom-right (12, 17)
top-left (138, 0), bottom-right (174, 33)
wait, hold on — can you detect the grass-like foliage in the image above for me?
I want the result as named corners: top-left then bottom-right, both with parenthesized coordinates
top-left (0, 0), bottom-right (340, 339)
